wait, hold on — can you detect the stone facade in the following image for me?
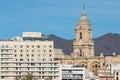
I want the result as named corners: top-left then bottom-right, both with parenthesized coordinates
top-left (73, 7), bottom-right (94, 58)
top-left (55, 7), bottom-right (120, 73)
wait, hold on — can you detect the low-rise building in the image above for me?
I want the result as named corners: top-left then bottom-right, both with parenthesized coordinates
top-left (60, 64), bottom-right (86, 80)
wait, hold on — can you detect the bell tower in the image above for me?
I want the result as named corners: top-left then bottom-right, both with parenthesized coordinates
top-left (73, 5), bottom-right (94, 57)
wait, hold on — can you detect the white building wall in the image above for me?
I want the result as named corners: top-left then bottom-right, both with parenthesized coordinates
top-left (0, 41), bottom-right (60, 80)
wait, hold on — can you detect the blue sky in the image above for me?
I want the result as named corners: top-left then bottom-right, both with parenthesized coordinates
top-left (0, 0), bottom-right (120, 39)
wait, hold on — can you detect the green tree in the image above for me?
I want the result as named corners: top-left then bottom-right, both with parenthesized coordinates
top-left (15, 74), bottom-right (38, 80)
top-left (15, 75), bottom-right (21, 80)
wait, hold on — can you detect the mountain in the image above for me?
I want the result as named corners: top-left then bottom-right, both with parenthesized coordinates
top-left (48, 33), bottom-right (120, 56)
top-left (94, 33), bottom-right (120, 56)
top-left (48, 34), bottom-right (73, 55)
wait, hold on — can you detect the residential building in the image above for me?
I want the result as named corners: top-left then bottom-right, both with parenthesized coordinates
top-left (60, 64), bottom-right (86, 80)
top-left (0, 32), bottom-right (60, 80)
top-left (110, 64), bottom-right (120, 80)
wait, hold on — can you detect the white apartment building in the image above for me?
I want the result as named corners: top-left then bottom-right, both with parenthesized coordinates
top-left (0, 32), bottom-right (60, 80)
top-left (110, 64), bottom-right (120, 80)
top-left (60, 64), bottom-right (85, 80)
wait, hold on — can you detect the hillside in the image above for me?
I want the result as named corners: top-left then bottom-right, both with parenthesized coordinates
top-left (94, 33), bottom-right (120, 56)
top-left (48, 33), bottom-right (120, 56)
top-left (48, 34), bottom-right (73, 55)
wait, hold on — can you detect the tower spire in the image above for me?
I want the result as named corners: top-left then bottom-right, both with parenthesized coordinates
top-left (82, 3), bottom-right (86, 16)
top-left (83, 3), bottom-right (85, 10)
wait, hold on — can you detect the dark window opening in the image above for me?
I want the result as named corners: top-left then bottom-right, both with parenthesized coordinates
top-left (80, 32), bottom-right (82, 39)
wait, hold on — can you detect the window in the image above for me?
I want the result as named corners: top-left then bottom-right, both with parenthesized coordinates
top-left (20, 50), bottom-right (23, 52)
top-left (80, 32), bottom-right (82, 39)
top-left (20, 54), bottom-right (22, 57)
top-left (48, 59), bottom-right (52, 61)
top-left (49, 54), bottom-right (52, 57)
top-left (16, 72), bottom-right (18, 74)
top-left (14, 45), bottom-right (17, 48)
top-left (80, 50), bottom-right (82, 56)
top-left (95, 64), bottom-right (98, 68)
top-left (43, 54), bottom-right (46, 57)
top-left (26, 45), bottom-right (29, 48)
top-left (32, 45), bottom-right (34, 48)
top-left (116, 77), bottom-right (119, 80)
top-left (6, 45), bottom-right (9, 48)
top-left (1, 76), bottom-right (4, 79)
top-left (54, 63), bottom-right (57, 66)
top-left (31, 63), bottom-right (35, 66)
top-left (15, 54), bottom-right (17, 57)
top-left (80, 26), bottom-right (82, 29)
top-left (14, 50), bottom-right (17, 52)
top-left (39, 63), bottom-right (41, 66)
top-left (32, 50), bottom-right (34, 53)
top-left (31, 54), bottom-right (34, 57)
top-left (43, 45), bottom-right (46, 48)
top-left (31, 58), bottom-right (34, 61)
top-left (38, 54), bottom-right (40, 57)
top-left (39, 72), bottom-right (41, 74)
top-left (49, 50), bottom-right (52, 53)
top-left (49, 45), bottom-right (52, 48)
top-left (43, 50), bottom-right (46, 53)
top-left (43, 59), bottom-right (45, 61)
top-left (26, 54), bottom-right (29, 57)
top-left (20, 59), bottom-right (23, 61)
top-left (37, 45), bottom-right (40, 48)
top-left (116, 72), bottom-right (119, 75)
top-left (20, 45), bottom-right (23, 48)
top-left (37, 50), bottom-right (40, 53)
top-left (26, 50), bottom-right (28, 52)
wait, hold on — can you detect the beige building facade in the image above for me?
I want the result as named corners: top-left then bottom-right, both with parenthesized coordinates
top-left (55, 7), bottom-right (120, 75)
top-left (73, 8), bottom-right (94, 57)
top-left (0, 32), bottom-right (60, 80)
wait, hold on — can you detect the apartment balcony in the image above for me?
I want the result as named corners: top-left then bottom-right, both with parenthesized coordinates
top-left (62, 75), bottom-right (83, 80)
top-left (0, 56), bottom-right (13, 59)
top-left (0, 47), bottom-right (13, 50)
top-left (0, 73), bottom-right (59, 77)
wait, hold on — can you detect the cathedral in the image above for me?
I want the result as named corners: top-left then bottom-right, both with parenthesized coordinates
top-left (55, 6), bottom-right (120, 73)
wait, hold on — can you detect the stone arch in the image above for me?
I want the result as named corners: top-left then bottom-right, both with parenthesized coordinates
top-left (78, 61), bottom-right (87, 68)
top-left (90, 61), bottom-right (100, 72)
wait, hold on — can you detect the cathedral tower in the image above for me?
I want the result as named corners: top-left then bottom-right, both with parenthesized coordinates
top-left (73, 6), bottom-right (94, 57)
